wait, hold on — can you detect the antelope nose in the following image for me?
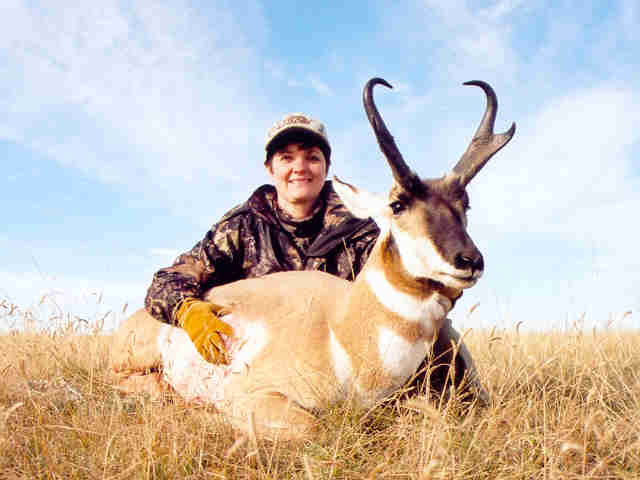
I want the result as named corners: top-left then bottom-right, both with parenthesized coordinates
top-left (455, 252), bottom-right (484, 272)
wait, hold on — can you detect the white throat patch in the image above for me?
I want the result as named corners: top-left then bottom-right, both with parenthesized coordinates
top-left (364, 268), bottom-right (451, 336)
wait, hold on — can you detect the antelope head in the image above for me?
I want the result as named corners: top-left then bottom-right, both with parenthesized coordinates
top-left (334, 78), bottom-right (515, 292)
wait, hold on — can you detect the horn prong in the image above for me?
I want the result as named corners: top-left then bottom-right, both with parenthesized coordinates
top-left (452, 81), bottom-right (516, 186)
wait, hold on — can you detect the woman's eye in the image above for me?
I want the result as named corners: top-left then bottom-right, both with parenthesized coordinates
top-left (390, 201), bottom-right (405, 214)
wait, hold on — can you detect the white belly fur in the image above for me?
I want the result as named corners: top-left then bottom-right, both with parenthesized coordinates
top-left (157, 315), bottom-right (268, 404)
top-left (329, 329), bottom-right (353, 400)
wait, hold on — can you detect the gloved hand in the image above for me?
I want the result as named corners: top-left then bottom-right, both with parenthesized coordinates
top-left (174, 298), bottom-right (233, 364)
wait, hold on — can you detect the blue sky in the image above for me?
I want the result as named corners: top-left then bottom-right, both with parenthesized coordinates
top-left (2, 0), bottom-right (638, 331)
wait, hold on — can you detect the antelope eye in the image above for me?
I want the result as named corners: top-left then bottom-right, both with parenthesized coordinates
top-left (389, 201), bottom-right (405, 215)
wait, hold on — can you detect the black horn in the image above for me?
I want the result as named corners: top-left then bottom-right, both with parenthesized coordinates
top-left (451, 81), bottom-right (516, 186)
top-left (363, 78), bottom-right (422, 193)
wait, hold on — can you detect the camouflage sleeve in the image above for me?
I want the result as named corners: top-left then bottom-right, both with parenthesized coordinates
top-left (144, 217), bottom-right (244, 325)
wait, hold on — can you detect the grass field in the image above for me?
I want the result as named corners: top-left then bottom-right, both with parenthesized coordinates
top-left (1, 299), bottom-right (638, 479)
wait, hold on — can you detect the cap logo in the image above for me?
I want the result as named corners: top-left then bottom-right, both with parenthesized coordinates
top-left (265, 113), bottom-right (330, 158)
top-left (267, 114), bottom-right (318, 139)
top-left (283, 115), bottom-right (311, 126)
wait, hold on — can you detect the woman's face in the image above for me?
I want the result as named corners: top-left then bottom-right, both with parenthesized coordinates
top-left (266, 142), bottom-right (327, 217)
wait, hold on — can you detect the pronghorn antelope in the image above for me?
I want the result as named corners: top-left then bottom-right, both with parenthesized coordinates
top-left (113, 78), bottom-right (515, 439)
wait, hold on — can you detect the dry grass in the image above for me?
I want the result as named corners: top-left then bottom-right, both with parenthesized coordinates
top-left (1, 300), bottom-right (638, 479)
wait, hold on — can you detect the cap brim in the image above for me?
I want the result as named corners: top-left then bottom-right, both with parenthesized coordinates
top-left (265, 127), bottom-right (331, 156)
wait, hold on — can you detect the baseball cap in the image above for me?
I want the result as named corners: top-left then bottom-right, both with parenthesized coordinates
top-left (265, 113), bottom-right (331, 163)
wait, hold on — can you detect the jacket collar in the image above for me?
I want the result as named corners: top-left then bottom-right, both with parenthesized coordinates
top-left (246, 181), bottom-right (378, 257)
top-left (246, 181), bottom-right (335, 226)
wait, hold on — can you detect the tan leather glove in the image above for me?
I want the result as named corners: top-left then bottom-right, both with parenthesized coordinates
top-left (174, 298), bottom-right (233, 364)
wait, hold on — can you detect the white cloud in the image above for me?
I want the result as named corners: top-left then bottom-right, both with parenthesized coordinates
top-left (264, 59), bottom-right (285, 80)
top-left (483, 0), bottom-right (526, 20)
top-left (619, 0), bottom-right (638, 39)
top-left (308, 75), bottom-right (333, 96)
top-left (470, 85), bottom-right (640, 234)
top-left (0, 0), bottom-right (270, 215)
top-left (417, 0), bottom-right (519, 77)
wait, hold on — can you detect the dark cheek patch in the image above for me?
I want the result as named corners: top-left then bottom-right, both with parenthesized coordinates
top-left (427, 208), bottom-right (455, 259)
top-left (394, 192), bottom-right (472, 266)
top-left (419, 202), bottom-right (466, 262)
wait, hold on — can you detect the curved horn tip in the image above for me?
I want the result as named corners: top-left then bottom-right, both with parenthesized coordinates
top-left (463, 79), bottom-right (490, 88)
top-left (463, 80), bottom-right (496, 95)
top-left (366, 77), bottom-right (393, 90)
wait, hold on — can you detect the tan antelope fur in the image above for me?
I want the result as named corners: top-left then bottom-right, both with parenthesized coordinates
top-left (112, 78), bottom-right (515, 439)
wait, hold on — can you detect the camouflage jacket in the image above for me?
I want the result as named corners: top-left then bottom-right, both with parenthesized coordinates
top-left (145, 181), bottom-right (380, 325)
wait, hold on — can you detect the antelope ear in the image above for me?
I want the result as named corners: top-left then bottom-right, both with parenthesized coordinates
top-left (332, 176), bottom-right (388, 220)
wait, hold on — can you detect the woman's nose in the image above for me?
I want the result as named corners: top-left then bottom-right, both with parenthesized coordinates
top-left (292, 156), bottom-right (309, 171)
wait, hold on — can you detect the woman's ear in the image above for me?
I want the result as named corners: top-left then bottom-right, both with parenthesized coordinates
top-left (264, 161), bottom-right (274, 177)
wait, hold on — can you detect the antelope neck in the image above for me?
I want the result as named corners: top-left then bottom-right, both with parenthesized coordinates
top-left (379, 232), bottom-right (463, 303)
